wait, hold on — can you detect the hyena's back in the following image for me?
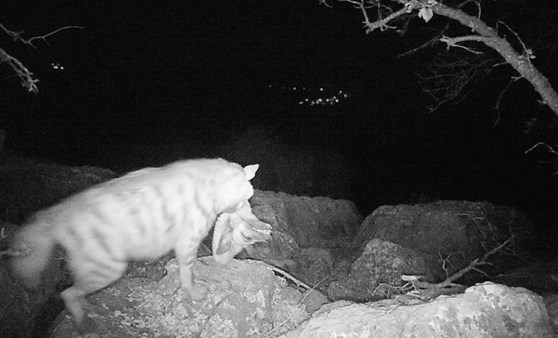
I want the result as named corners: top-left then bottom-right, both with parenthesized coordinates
top-left (11, 170), bottom-right (186, 290)
top-left (11, 158), bottom-right (259, 327)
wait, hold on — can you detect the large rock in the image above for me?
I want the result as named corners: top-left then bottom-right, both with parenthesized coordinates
top-left (51, 258), bottom-right (328, 337)
top-left (240, 190), bottom-right (363, 282)
top-left (327, 238), bottom-right (429, 301)
top-left (285, 282), bottom-right (554, 338)
top-left (353, 201), bottom-right (532, 281)
top-left (249, 190), bottom-right (363, 250)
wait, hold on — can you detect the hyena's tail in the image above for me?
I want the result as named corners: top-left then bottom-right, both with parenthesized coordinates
top-left (10, 219), bottom-right (56, 289)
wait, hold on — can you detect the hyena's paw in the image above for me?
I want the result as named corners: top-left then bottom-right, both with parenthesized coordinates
top-left (185, 284), bottom-right (208, 301)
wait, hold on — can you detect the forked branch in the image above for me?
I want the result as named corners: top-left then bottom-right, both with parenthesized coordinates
top-left (0, 24), bottom-right (83, 93)
top-left (329, 0), bottom-right (558, 115)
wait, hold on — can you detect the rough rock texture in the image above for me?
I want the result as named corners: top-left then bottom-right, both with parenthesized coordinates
top-left (545, 293), bottom-right (558, 334)
top-left (50, 258), bottom-right (327, 338)
top-left (493, 257), bottom-right (558, 294)
top-left (235, 190), bottom-right (364, 292)
top-left (327, 238), bottom-right (429, 301)
top-left (251, 190), bottom-right (363, 248)
top-left (124, 253), bottom-right (172, 281)
top-left (493, 258), bottom-right (558, 335)
top-left (3, 159), bottom-right (554, 337)
top-left (242, 190), bottom-right (363, 268)
top-left (353, 201), bottom-right (533, 281)
top-left (292, 248), bottom-right (335, 287)
top-left (285, 282), bottom-right (554, 338)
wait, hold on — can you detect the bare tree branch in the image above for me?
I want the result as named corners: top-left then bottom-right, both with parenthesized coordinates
top-left (417, 51), bottom-right (496, 112)
top-left (525, 142), bottom-right (558, 155)
top-left (439, 35), bottom-right (486, 54)
top-left (0, 23), bottom-right (83, 49)
top-left (0, 23), bottom-right (83, 92)
top-left (366, 2), bottom-right (418, 33)
top-left (0, 47), bottom-right (39, 93)
top-left (402, 232), bottom-right (516, 294)
top-left (398, 24), bottom-right (450, 57)
top-left (332, 0), bottom-right (558, 116)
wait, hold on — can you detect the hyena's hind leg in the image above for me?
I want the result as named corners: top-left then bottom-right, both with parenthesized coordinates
top-left (61, 256), bottom-right (127, 331)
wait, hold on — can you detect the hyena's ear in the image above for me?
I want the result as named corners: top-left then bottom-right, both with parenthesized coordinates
top-left (243, 164), bottom-right (259, 180)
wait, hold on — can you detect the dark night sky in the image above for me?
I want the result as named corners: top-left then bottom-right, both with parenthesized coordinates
top-left (2, 1), bottom-right (558, 215)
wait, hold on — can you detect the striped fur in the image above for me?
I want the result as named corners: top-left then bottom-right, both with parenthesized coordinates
top-left (10, 158), bottom-right (259, 327)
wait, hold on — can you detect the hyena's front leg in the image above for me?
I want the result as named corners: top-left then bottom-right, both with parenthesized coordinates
top-left (174, 242), bottom-right (207, 300)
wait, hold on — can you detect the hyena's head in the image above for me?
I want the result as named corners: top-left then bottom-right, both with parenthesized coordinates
top-left (213, 161), bottom-right (259, 214)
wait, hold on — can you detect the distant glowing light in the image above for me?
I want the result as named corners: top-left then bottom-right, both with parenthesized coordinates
top-left (269, 82), bottom-right (351, 107)
top-left (50, 62), bottom-right (64, 71)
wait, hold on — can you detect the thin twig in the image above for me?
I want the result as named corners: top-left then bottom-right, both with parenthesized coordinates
top-left (525, 142), bottom-right (558, 155)
top-left (267, 265), bottom-right (312, 291)
top-left (0, 23), bottom-right (83, 49)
